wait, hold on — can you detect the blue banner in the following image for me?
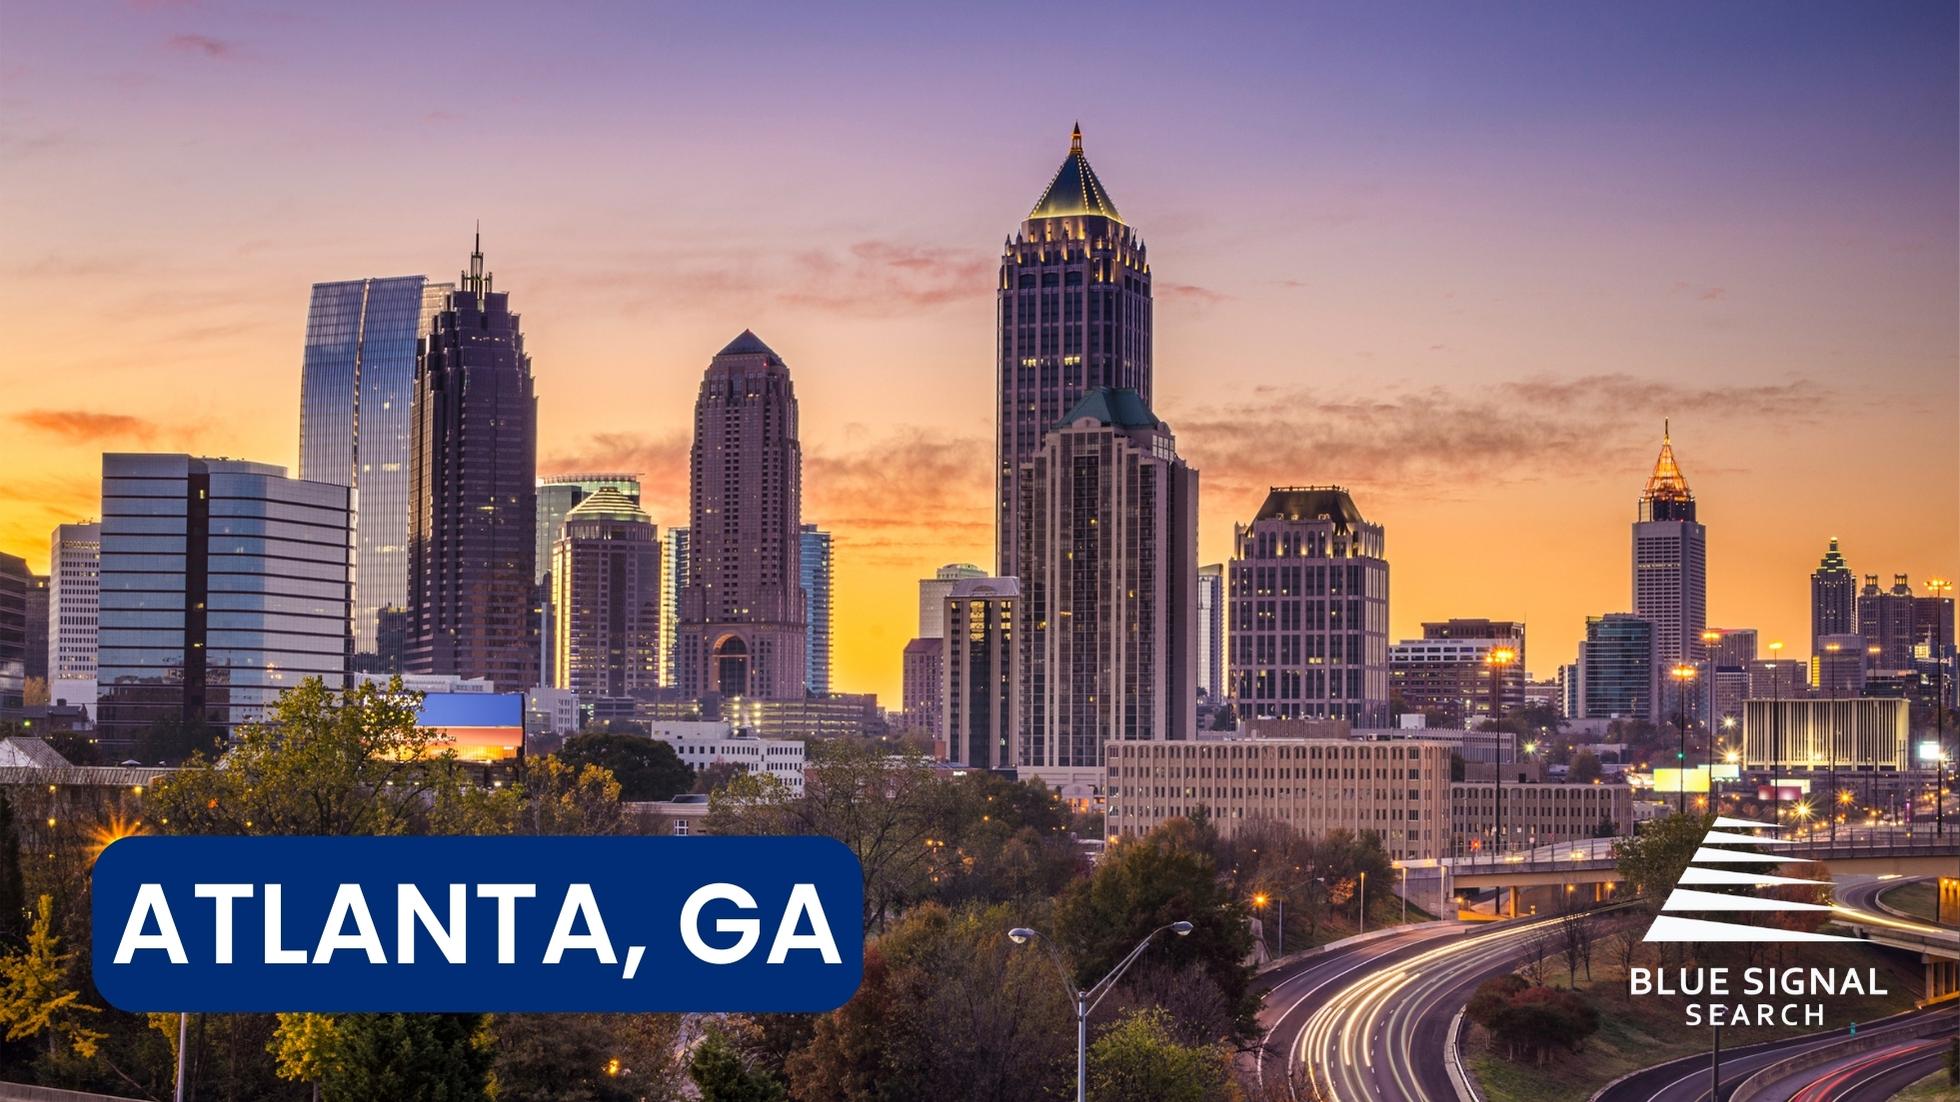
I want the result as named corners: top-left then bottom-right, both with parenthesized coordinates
top-left (92, 835), bottom-right (864, 1013)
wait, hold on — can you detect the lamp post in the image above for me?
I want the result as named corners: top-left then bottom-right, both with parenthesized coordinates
top-left (1485, 646), bottom-right (1518, 852)
top-left (1008, 920), bottom-right (1193, 1102)
top-left (1252, 893), bottom-right (1283, 957)
top-left (1358, 871), bottom-right (1368, 934)
top-left (1670, 663), bottom-right (1698, 815)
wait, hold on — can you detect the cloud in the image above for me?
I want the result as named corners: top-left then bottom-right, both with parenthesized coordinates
top-left (1158, 282), bottom-right (1227, 305)
top-left (1670, 280), bottom-right (1727, 303)
top-left (779, 240), bottom-right (993, 315)
top-left (166, 33), bottom-right (234, 58)
top-left (10, 409), bottom-right (161, 444)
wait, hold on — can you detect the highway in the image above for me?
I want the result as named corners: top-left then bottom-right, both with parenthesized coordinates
top-left (1743, 1037), bottom-right (1951, 1102)
top-left (1592, 1008), bottom-right (1947, 1102)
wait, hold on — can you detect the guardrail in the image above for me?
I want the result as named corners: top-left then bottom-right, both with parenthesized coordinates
top-left (0, 1084), bottom-right (151, 1102)
top-left (1445, 1009), bottom-right (1486, 1102)
top-left (1727, 1014), bottom-right (1951, 1102)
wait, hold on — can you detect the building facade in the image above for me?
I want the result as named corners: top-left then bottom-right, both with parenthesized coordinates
top-left (1017, 389), bottom-right (1198, 777)
top-left (1389, 619), bottom-right (1526, 725)
top-left (662, 527), bottom-right (689, 688)
top-left (1814, 632), bottom-right (1869, 697)
top-left (0, 555), bottom-right (27, 715)
top-left (675, 332), bottom-right (806, 701)
top-left (535, 475), bottom-right (640, 586)
top-left (943, 577), bottom-right (1018, 771)
top-left (1858, 574), bottom-right (1919, 674)
top-left (1229, 487), bottom-right (1389, 727)
top-left (549, 486), bottom-right (660, 700)
top-left (1197, 564), bottom-right (1224, 703)
top-left (1631, 424), bottom-right (1707, 673)
top-left (1449, 781), bottom-right (1633, 855)
top-left (1104, 737), bottom-right (1453, 860)
top-left (1578, 613), bottom-right (1657, 721)
top-left (1810, 537), bottom-right (1856, 665)
top-left (1742, 697), bottom-right (1910, 773)
top-left (901, 636), bottom-right (944, 740)
top-left (917, 563), bottom-right (986, 641)
top-left (800, 525), bottom-right (832, 695)
top-left (996, 126), bottom-right (1152, 575)
top-left (299, 275), bottom-right (451, 670)
top-left (95, 454), bottom-right (351, 748)
top-left (406, 239), bottom-right (538, 691)
top-left (47, 523), bottom-right (100, 707)
top-left (650, 730), bottom-right (805, 795)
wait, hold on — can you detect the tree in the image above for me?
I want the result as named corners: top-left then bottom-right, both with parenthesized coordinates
top-left (133, 712), bottom-right (223, 766)
top-left (1466, 975), bottom-right (1599, 1064)
top-left (273, 1012), bottom-right (490, 1101)
top-left (557, 733), bottom-right (693, 801)
top-left (0, 895), bottom-right (104, 1060)
top-left (1557, 911), bottom-right (1595, 986)
top-left (1568, 751), bottom-right (1602, 784)
top-left (488, 1013), bottom-right (682, 1101)
top-left (0, 792), bottom-right (24, 948)
top-left (690, 1025), bottom-right (787, 1102)
top-left (1613, 812), bottom-right (1709, 908)
top-left (1087, 1008), bottom-right (1235, 1102)
top-left (694, 760), bottom-right (747, 795)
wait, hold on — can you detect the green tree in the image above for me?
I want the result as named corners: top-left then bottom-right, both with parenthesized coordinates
top-left (273, 1012), bottom-right (489, 1101)
top-left (0, 895), bottom-right (104, 1060)
top-left (690, 1025), bottom-right (787, 1102)
top-left (0, 791), bottom-right (25, 948)
top-left (1568, 750), bottom-right (1603, 784)
top-left (1612, 812), bottom-right (1710, 907)
top-left (1086, 1007), bottom-right (1235, 1102)
top-left (488, 1013), bottom-right (682, 1101)
top-left (557, 733), bottom-right (693, 801)
top-left (1465, 975), bottom-right (1599, 1064)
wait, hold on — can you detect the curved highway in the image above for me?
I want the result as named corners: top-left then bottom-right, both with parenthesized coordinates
top-left (1594, 1008), bottom-right (1945, 1102)
top-left (1747, 1037), bottom-right (1950, 1102)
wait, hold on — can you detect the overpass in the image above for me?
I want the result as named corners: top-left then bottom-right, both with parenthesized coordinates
top-left (1446, 831), bottom-right (1960, 892)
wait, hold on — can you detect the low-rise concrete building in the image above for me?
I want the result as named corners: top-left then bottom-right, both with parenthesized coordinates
top-left (650, 729), bottom-right (805, 795)
top-left (1448, 780), bottom-right (1633, 855)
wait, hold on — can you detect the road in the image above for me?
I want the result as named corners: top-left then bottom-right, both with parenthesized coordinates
top-left (1282, 912), bottom-right (1607, 1102)
top-left (1593, 1008), bottom-right (1947, 1102)
top-left (1744, 1037), bottom-right (1951, 1102)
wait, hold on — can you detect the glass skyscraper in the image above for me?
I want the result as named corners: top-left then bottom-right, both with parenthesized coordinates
top-left (298, 275), bottom-right (450, 671)
top-left (801, 524), bottom-right (832, 695)
top-left (535, 475), bottom-right (641, 686)
top-left (95, 454), bottom-right (351, 750)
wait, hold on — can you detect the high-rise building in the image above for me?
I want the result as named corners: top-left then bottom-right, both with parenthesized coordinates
top-left (901, 636), bottom-right (944, 740)
top-left (299, 275), bottom-right (451, 671)
top-left (1018, 388), bottom-right (1197, 779)
top-left (917, 563), bottom-right (987, 640)
top-left (1389, 620), bottom-right (1526, 726)
top-left (1631, 422), bottom-right (1707, 673)
top-left (1228, 487), bottom-right (1389, 727)
top-left (0, 554), bottom-right (27, 715)
top-left (1810, 537), bottom-right (1856, 665)
top-left (47, 522), bottom-right (100, 700)
top-left (1858, 574), bottom-right (1918, 673)
top-left (662, 527), bottom-right (689, 687)
top-left (1704, 627), bottom-right (1758, 669)
top-left (1197, 564), bottom-right (1224, 703)
top-left (549, 486), bottom-right (660, 700)
top-left (1577, 613), bottom-right (1657, 721)
top-left (800, 525), bottom-right (832, 695)
top-left (536, 475), bottom-right (640, 586)
top-left (1815, 632), bottom-right (1869, 697)
top-left (675, 332), bottom-right (806, 701)
top-left (944, 577), bottom-right (1019, 772)
top-left (95, 454), bottom-right (351, 748)
top-left (406, 237), bottom-right (538, 692)
top-left (996, 125), bottom-right (1152, 575)
top-left (23, 572), bottom-right (47, 684)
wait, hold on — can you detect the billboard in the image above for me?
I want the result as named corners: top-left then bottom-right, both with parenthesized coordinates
top-left (1651, 766), bottom-right (1710, 794)
top-left (417, 692), bottom-right (525, 763)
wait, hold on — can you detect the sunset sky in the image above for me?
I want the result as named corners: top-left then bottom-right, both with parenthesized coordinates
top-left (3, 2), bottom-right (1955, 703)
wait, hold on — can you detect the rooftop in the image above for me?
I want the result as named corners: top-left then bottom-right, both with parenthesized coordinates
top-left (1059, 386), bottom-right (1161, 430)
top-left (1028, 124), bottom-right (1123, 223)
top-left (1642, 420), bottom-right (1693, 502)
top-left (564, 484), bottom-right (650, 524)
top-left (716, 329), bottom-right (780, 359)
top-left (1253, 486), bottom-right (1367, 530)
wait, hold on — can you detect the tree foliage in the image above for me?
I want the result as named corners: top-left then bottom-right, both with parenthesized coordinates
top-left (1465, 973), bottom-right (1600, 1064)
top-left (0, 895), bottom-right (104, 1060)
top-left (690, 1025), bottom-right (787, 1102)
top-left (1612, 811), bottom-right (1710, 907)
top-left (487, 1012), bottom-right (682, 1101)
top-left (272, 1012), bottom-right (490, 1101)
top-left (1086, 1007), bottom-right (1236, 1102)
top-left (557, 733), bottom-right (693, 802)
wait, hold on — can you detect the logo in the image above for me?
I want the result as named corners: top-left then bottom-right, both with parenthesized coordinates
top-left (1643, 816), bottom-right (1856, 944)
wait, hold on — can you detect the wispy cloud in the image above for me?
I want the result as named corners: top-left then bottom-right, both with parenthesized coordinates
top-left (166, 33), bottom-right (234, 59)
top-left (10, 409), bottom-right (161, 444)
top-left (780, 240), bottom-right (993, 314)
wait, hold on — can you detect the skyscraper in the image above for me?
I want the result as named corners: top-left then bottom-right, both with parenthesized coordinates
top-left (1018, 388), bottom-right (1197, 779)
top-left (945, 577), bottom-right (1019, 772)
top-left (1810, 537), bottom-right (1856, 670)
top-left (535, 475), bottom-right (641, 686)
top-left (0, 554), bottom-right (27, 716)
top-left (675, 332), bottom-right (806, 701)
top-left (299, 275), bottom-right (451, 671)
top-left (917, 563), bottom-right (987, 640)
top-left (1858, 573), bottom-right (1918, 672)
top-left (47, 522), bottom-right (100, 702)
top-left (549, 486), bottom-right (660, 700)
top-left (997, 125), bottom-right (1152, 575)
top-left (1577, 613), bottom-right (1657, 721)
top-left (1197, 564), bottom-right (1224, 703)
top-left (1632, 422), bottom-right (1707, 672)
top-left (1228, 487), bottom-right (1390, 726)
top-left (902, 636), bottom-right (944, 739)
top-left (23, 572), bottom-right (47, 684)
top-left (406, 236), bottom-right (538, 692)
top-left (94, 454), bottom-right (351, 749)
top-left (662, 527), bottom-right (689, 688)
top-left (800, 524), bottom-right (833, 695)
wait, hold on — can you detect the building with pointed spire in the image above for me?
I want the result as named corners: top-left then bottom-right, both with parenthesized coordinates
top-left (1017, 387), bottom-right (1197, 785)
top-left (549, 485), bottom-right (660, 700)
top-left (1632, 422), bottom-right (1707, 676)
top-left (675, 331), bottom-right (807, 702)
top-left (406, 234), bottom-right (539, 691)
top-left (1810, 537), bottom-right (1856, 677)
top-left (996, 125), bottom-right (1152, 577)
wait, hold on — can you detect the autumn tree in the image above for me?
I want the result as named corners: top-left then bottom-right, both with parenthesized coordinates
top-left (0, 895), bottom-right (104, 1061)
top-left (488, 1012), bottom-right (683, 1101)
top-left (1612, 812), bottom-right (1709, 908)
top-left (273, 1012), bottom-right (490, 1101)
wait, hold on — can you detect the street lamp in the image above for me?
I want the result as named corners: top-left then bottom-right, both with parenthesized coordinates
top-left (1485, 646), bottom-right (1518, 852)
top-left (1008, 920), bottom-right (1193, 1102)
top-left (1253, 892), bottom-right (1282, 956)
top-left (1670, 663), bottom-right (1698, 815)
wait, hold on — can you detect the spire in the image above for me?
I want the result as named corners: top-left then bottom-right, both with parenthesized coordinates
top-left (1643, 423), bottom-right (1690, 502)
top-left (463, 223), bottom-right (492, 306)
top-left (1071, 121), bottom-right (1083, 154)
top-left (1817, 537), bottom-right (1849, 573)
top-left (1029, 124), bottom-right (1123, 222)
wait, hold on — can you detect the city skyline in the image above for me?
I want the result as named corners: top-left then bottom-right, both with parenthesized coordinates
top-left (3, 3), bottom-right (1956, 705)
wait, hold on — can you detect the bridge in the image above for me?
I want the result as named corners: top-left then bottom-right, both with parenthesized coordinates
top-left (1446, 830), bottom-right (1960, 892)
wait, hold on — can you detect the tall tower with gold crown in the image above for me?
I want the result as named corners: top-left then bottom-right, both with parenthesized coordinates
top-left (1633, 420), bottom-right (1708, 673)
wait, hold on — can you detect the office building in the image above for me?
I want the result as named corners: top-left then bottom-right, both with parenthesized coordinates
top-left (23, 573), bottom-right (47, 685)
top-left (1810, 538), bottom-right (1856, 664)
top-left (996, 125), bottom-right (1152, 575)
top-left (549, 486), bottom-right (660, 700)
top-left (1747, 658), bottom-right (1807, 701)
top-left (536, 476), bottom-right (641, 687)
top-left (1858, 574), bottom-right (1921, 674)
top-left (1389, 620), bottom-right (1526, 725)
top-left (675, 332), bottom-right (807, 701)
top-left (0, 555), bottom-right (27, 715)
top-left (651, 729), bottom-right (805, 795)
top-left (406, 237), bottom-right (538, 691)
top-left (901, 637), bottom-right (944, 739)
top-left (917, 563), bottom-right (986, 640)
top-left (1450, 781), bottom-right (1633, 856)
top-left (1814, 632), bottom-right (1869, 697)
top-left (801, 524), bottom-right (832, 695)
top-left (943, 576), bottom-right (1018, 771)
top-left (1743, 697), bottom-right (1910, 773)
top-left (720, 693), bottom-right (880, 741)
top-left (1197, 564), bottom-right (1224, 703)
top-left (662, 527), bottom-right (688, 687)
top-left (47, 522), bottom-right (100, 708)
top-left (1104, 737), bottom-right (1453, 860)
top-left (1631, 423), bottom-right (1707, 672)
top-left (1228, 486), bottom-right (1389, 727)
top-left (298, 275), bottom-right (451, 670)
top-left (1018, 388), bottom-right (1198, 781)
top-left (1578, 613), bottom-right (1657, 721)
top-left (94, 454), bottom-right (351, 748)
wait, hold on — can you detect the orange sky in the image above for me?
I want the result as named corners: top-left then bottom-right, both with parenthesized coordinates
top-left (2, 3), bottom-right (1955, 704)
